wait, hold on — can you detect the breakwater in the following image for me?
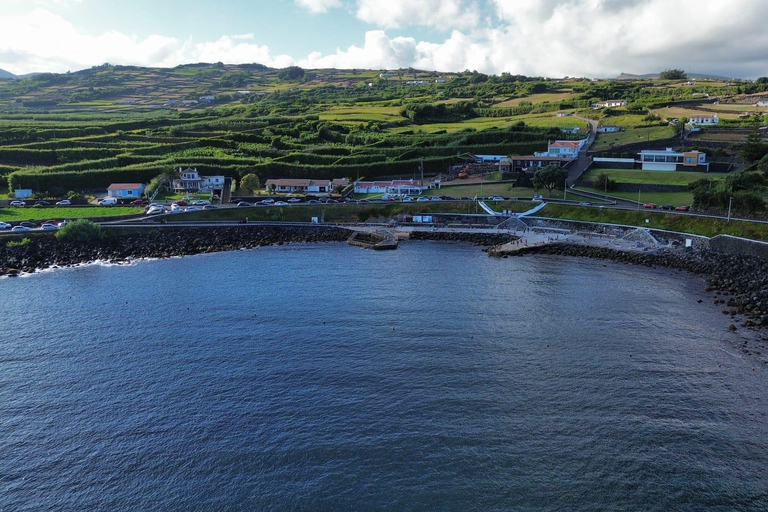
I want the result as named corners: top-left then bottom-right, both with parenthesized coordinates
top-left (0, 225), bottom-right (351, 277)
top-left (407, 230), bottom-right (518, 245)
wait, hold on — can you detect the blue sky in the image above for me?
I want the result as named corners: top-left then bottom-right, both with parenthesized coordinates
top-left (1, 0), bottom-right (768, 78)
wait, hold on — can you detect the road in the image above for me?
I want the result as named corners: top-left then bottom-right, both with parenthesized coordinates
top-left (566, 116), bottom-right (599, 187)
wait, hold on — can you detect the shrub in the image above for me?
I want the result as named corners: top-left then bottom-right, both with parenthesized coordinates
top-left (55, 219), bottom-right (106, 242)
top-left (6, 238), bottom-right (30, 248)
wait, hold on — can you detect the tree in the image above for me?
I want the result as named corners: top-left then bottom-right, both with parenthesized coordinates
top-left (532, 164), bottom-right (569, 197)
top-left (240, 173), bottom-right (261, 194)
top-left (55, 219), bottom-right (105, 242)
top-left (741, 118), bottom-right (768, 163)
top-left (278, 66), bottom-right (305, 81)
top-left (593, 172), bottom-right (617, 192)
top-left (659, 69), bottom-right (687, 80)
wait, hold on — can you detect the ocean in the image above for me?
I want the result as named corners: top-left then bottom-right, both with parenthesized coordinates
top-left (1, 241), bottom-right (766, 511)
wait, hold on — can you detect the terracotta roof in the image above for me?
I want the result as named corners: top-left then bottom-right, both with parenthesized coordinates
top-left (107, 183), bottom-right (144, 190)
top-left (550, 141), bottom-right (581, 149)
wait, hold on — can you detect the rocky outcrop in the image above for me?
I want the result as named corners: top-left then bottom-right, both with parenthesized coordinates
top-left (0, 225), bottom-right (351, 276)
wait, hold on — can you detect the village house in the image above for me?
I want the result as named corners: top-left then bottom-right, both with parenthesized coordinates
top-left (107, 183), bottom-right (146, 198)
top-left (591, 99), bottom-right (627, 108)
top-left (172, 167), bottom-right (225, 193)
top-left (688, 114), bottom-right (719, 125)
top-left (265, 178), bottom-right (349, 195)
top-left (535, 139), bottom-right (587, 159)
top-left (353, 179), bottom-right (424, 195)
top-left (502, 156), bottom-right (572, 173)
top-left (596, 125), bottom-right (621, 133)
top-left (638, 148), bottom-right (708, 171)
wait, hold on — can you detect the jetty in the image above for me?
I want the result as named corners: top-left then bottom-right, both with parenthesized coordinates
top-left (347, 229), bottom-right (398, 250)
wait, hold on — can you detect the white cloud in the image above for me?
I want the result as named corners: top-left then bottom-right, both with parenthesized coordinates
top-left (355, 0), bottom-right (480, 30)
top-left (2, 1), bottom-right (768, 79)
top-left (295, 0), bottom-right (342, 14)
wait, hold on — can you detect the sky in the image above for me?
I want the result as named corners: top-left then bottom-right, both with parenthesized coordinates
top-left (1, 0), bottom-right (768, 78)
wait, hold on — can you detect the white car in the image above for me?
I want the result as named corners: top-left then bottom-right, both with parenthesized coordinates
top-left (41, 223), bottom-right (59, 231)
top-left (11, 225), bottom-right (31, 232)
top-left (146, 206), bottom-right (165, 215)
top-left (185, 206), bottom-right (199, 212)
top-left (0, 221), bottom-right (11, 229)
top-left (192, 200), bottom-right (209, 206)
top-left (273, 201), bottom-right (289, 206)
top-left (416, 197), bottom-right (430, 202)
top-left (287, 197), bottom-right (302, 203)
top-left (10, 200), bottom-right (25, 207)
top-left (170, 204), bottom-right (183, 213)
top-left (56, 199), bottom-right (71, 206)
top-left (259, 198), bottom-right (275, 204)
top-left (490, 196), bottom-right (505, 201)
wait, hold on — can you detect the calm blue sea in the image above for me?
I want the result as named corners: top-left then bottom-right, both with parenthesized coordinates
top-left (1, 241), bottom-right (767, 511)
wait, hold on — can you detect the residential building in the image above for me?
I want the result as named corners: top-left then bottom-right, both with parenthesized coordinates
top-left (688, 114), bottom-right (719, 125)
top-left (597, 125), bottom-right (621, 133)
top-left (14, 189), bottom-right (32, 199)
top-left (591, 99), bottom-right (627, 108)
top-left (107, 183), bottom-right (146, 198)
top-left (535, 139), bottom-right (587, 159)
top-left (638, 148), bottom-right (707, 171)
top-left (353, 179), bottom-right (424, 195)
top-left (265, 178), bottom-right (349, 195)
top-left (173, 167), bottom-right (225, 193)
top-left (503, 156), bottom-right (573, 173)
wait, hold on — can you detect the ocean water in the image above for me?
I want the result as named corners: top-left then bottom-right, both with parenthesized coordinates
top-left (1, 241), bottom-right (766, 511)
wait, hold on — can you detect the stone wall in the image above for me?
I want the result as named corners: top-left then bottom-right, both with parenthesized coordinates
top-left (709, 235), bottom-right (768, 259)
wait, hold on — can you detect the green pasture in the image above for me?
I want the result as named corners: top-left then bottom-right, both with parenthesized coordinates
top-left (591, 125), bottom-right (676, 151)
top-left (577, 187), bottom-right (694, 206)
top-left (581, 168), bottom-right (725, 186)
top-left (0, 206), bottom-right (143, 221)
top-left (539, 203), bottom-right (768, 241)
top-left (494, 92), bottom-right (579, 107)
top-left (319, 105), bottom-right (406, 123)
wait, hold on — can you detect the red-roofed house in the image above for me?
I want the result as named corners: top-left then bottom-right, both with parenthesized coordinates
top-left (535, 139), bottom-right (587, 159)
top-left (353, 179), bottom-right (424, 195)
top-left (265, 178), bottom-right (349, 194)
top-left (107, 183), bottom-right (145, 198)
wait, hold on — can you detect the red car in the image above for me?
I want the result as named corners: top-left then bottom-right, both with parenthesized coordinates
top-left (675, 205), bottom-right (690, 212)
top-left (130, 199), bottom-right (149, 205)
top-left (642, 203), bottom-right (657, 209)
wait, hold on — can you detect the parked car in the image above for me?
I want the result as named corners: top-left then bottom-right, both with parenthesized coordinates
top-left (273, 201), bottom-right (289, 206)
top-left (185, 206), bottom-right (199, 212)
top-left (98, 198), bottom-right (117, 206)
top-left (130, 199), bottom-right (149, 206)
top-left (36, 200), bottom-right (50, 206)
top-left (430, 196), bottom-right (442, 201)
top-left (357, 199), bottom-right (370, 204)
top-left (55, 199), bottom-right (71, 206)
top-left (174, 200), bottom-right (188, 206)
top-left (675, 205), bottom-right (690, 212)
top-left (660, 204), bottom-right (674, 210)
top-left (11, 225), bottom-right (31, 232)
top-left (490, 196), bottom-right (505, 201)
top-left (170, 204), bottom-right (183, 213)
top-left (287, 197), bottom-right (302, 203)
top-left (237, 201), bottom-right (252, 207)
top-left (146, 206), bottom-right (164, 215)
top-left (10, 200), bottom-right (25, 207)
top-left (260, 198), bottom-right (275, 204)
top-left (416, 197), bottom-right (430, 202)
top-left (402, 196), bottom-right (414, 202)
top-left (0, 221), bottom-right (11, 229)
top-left (642, 203), bottom-right (657, 209)
top-left (579, 201), bottom-right (593, 206)
top-left (192, 200), bottom-right (209, 206)
top-left (203, 204), bottom-right (217, 210)
top-left (20, 221), bottom-right (37, 228)
top-left (307, 200), bottom-right (321, 204)
top-left (41, 223), bottom-right (59, 231)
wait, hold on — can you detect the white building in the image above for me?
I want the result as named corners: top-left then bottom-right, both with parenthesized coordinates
top-left (173, 167), bottom-right (225, 193)
top-left (638, 148), bottom-right (707, 171)
top-left (597, 125), bottom-right (621, 133)
top-left (353, 179), bottom-right (424, 195)
top-left (591, 99), bottom-right (627, 108)
top-left (535, 139), bottom-right (587, 159)
top-left (265, 178), bottom-right (349, 195)
top-left (688, 114), bottom-right (719, 125)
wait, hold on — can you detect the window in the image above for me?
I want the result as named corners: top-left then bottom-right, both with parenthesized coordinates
top-left (684, 157), bottom-right (696, 164)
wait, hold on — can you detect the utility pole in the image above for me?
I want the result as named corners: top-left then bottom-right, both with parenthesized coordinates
top-left (727, 196), bottom-right (733, 223)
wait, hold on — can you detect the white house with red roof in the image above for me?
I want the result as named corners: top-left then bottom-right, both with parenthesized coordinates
top-left (265, 178), bottom-right (349, 194)
top-left (107, 183), bottom-right (145, 198)
top-left (591, 99), bottom-right (627, 108)
top-left (172, 167), bottom-right (225, 193)
top-left (534, 139), bottom-right (587, 159)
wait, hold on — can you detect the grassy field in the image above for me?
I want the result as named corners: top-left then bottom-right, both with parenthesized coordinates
top-left (387, 112), bottom-right (588, 134)
top-left (494, 92), bottom-right (579, 107)
top-left (581, 168), bottom-right (725, 186)
top-left (539, 203), bottom-right (768, 240)
top-left (0, 206), bottom-right (143, 221)
top-left (651, 106), bottom-right (745, 120)
top-left (578, 187), bottom-right (694, 206)
top-left (591, 125), bottom-right (676, 151)
top-left (319, 105), bottom-right (406, 123)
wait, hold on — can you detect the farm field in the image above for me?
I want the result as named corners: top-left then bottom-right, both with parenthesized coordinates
top-left (578, 187), bottom-right (694, 207)
top-left (0, 206), bottom-right (143, 222)
top-left (494, 92), bottom-right (579, 107)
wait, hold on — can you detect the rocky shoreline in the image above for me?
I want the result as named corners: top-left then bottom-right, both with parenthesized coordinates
top-left (0, 225), bottom-right (351, 277)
